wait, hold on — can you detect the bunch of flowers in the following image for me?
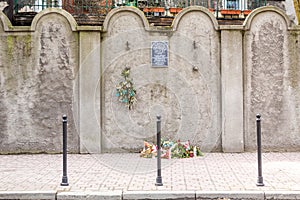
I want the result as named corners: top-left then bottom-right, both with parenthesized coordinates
top-left (140, 141), bottom-right (157, 158)
top-left (161, 139), bottom-right (175, 149)
top-left (116, 67), bottom-right (137, 110)
top-left (170, 140), bottom-right (203, 159)
top-left (140, 139), bottom-right (203, 159)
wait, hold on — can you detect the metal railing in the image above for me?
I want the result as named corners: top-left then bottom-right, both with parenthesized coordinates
top-left (12, 0), bottom-right (266, 17)
top-left (62, 0), bottom-right (109, 16)
top-left (247, 0), bottom-right (265, 10)
top-left (14, 0), bottom-right (61, 13)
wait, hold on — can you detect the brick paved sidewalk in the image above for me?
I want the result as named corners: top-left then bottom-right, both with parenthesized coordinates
top-left (0, 153), bottom-right (299, 199)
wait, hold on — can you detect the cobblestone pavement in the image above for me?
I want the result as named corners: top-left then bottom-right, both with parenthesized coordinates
top-left (0, 153), bottom-right (299, 193)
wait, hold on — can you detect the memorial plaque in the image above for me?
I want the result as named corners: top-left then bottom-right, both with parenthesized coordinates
top-left (151, 41), bottom-right (168, 67)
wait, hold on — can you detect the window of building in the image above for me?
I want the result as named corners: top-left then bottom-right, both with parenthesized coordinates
top-left (226, 0), bottom-right (239, 9)
top-left (34, 0), bottom-right (62, 12)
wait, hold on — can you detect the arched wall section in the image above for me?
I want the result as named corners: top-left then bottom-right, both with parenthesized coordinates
top-left (244, 6), bottom-right (300, 151)
top-left (0, 8), bottom-right (79, 153)
top-left (101, 7), bottom-right (221, 152)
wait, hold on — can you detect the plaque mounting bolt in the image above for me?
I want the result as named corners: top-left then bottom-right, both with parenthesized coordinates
top-left (126, 41), bottom-right (130, 51)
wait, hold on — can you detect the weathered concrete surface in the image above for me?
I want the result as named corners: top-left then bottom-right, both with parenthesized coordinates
top-left (101, 7), bottom-right (221, 152)
top-left (78, 27), bottom-right (102, 153)
top-left (244, 7), bottom-right (300, 152)
top-left (0, 9), bottom-right (79, 153)
top-left (1, 6), bottom-right (300, 153)
top-left (221, 26), bottom-right (244, 153)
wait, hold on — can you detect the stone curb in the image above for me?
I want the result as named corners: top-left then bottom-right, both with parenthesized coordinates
top-left (264, 191), bottom-right (300, 200)
top-left (57, 191), bottom-right (123, 200)
top-left (0, 191), bottom-right (56, 200)
top-left (123, 190), bottom-right (196, 199)
top-left (196, 191), bottom-right (265, 200)
top-left (1, 190), bottom-right (300, 200)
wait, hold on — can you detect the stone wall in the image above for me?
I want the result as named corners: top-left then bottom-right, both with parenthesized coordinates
top-left (0, 6), bottom-right (300, 154)
top-left (244, 7), bottom-right (300, 151)
top-left (0, 9), bottom-right (79, 153)
top-left (100, 7), bottom-right (221, 153)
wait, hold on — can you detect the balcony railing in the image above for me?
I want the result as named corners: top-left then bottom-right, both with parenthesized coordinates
top-left (9, 0), bottom-right (266, 25)
top-left (14, 0), bottom-right (61, 12)
top-left (13, 0), bottom-right (266, 14)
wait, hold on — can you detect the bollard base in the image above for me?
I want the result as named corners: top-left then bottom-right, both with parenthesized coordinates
top-left (61, 182), bottom-right (69, 186)
top-left (61, 176), bottom-right (69, 186)
top-left (155, 176), bottom-right (163, 186)
top-left (256, 182), bottom-right (264, 187)
top-left (256, 177), bottom-right (264, 187)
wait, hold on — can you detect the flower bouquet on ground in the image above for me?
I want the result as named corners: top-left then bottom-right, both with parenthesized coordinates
top-left (140, 141), bottom-right (157, 158)
top-left (140, 139), bottom-right (203, 159)
top-left (169, 140), bottom-right (203, 159)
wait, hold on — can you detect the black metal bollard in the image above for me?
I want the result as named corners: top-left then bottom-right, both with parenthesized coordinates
top-left (256, 114), bottom-right (264, 186)
top-left (155, 115), bottom-right (163, 186)
top-left (61, 115), bottom-right (69, 186)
